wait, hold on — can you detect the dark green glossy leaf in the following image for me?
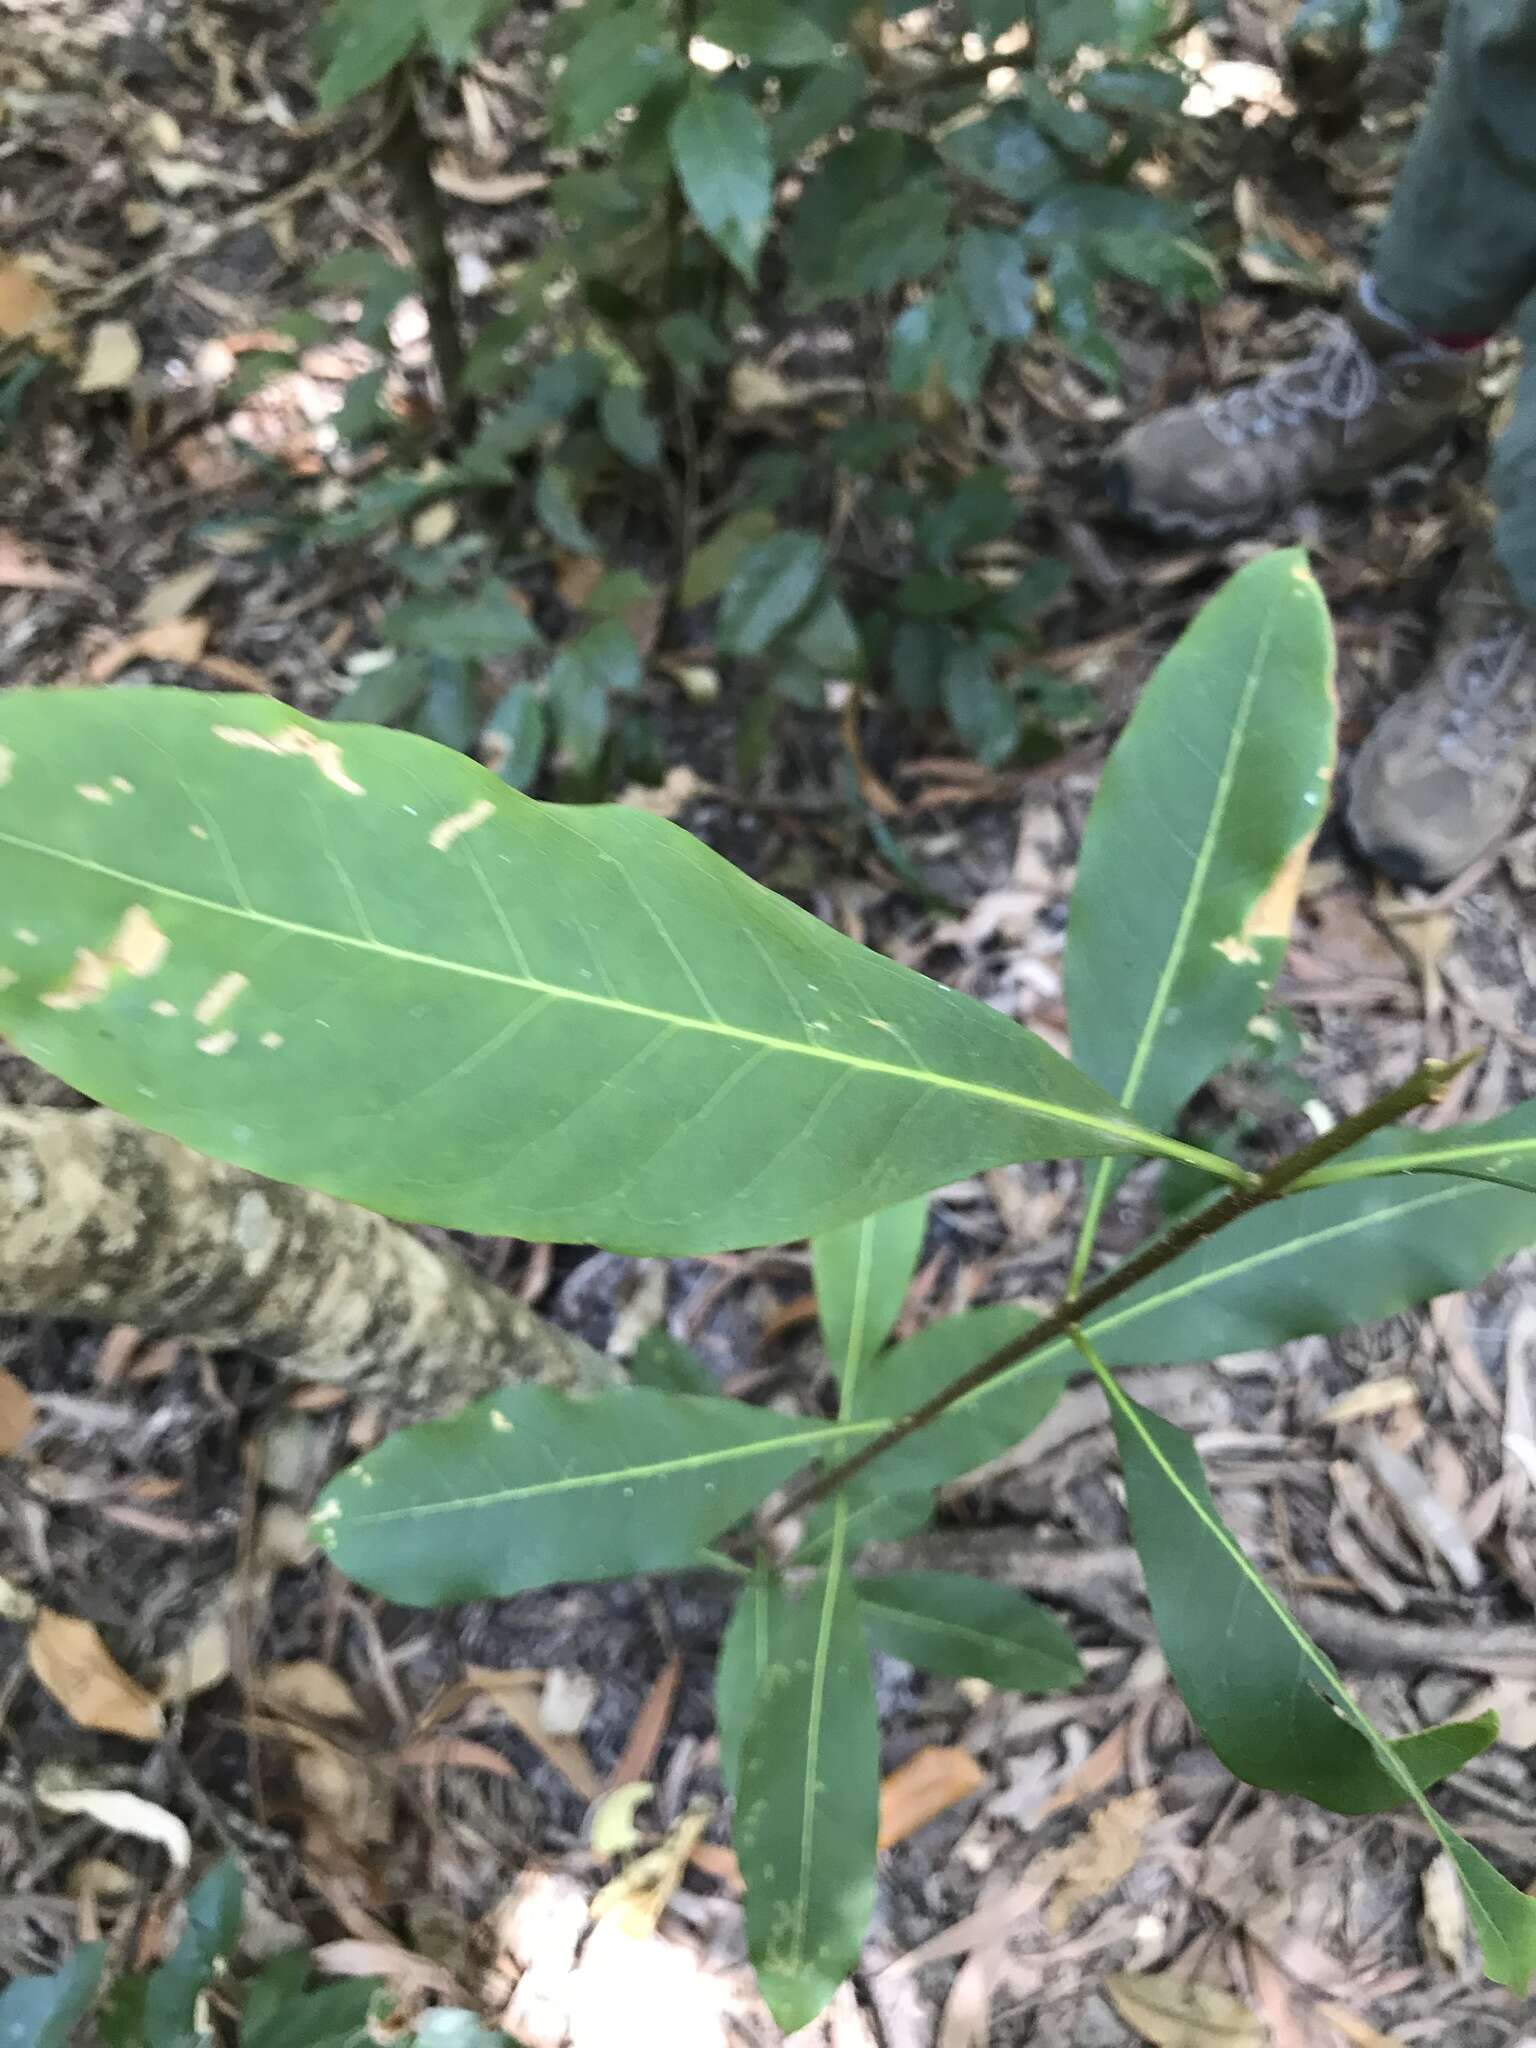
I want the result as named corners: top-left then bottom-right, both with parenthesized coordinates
top-left (670, 85), bottom-right (774, 280)
top-left (771, 53), bottom-right (867, 160)
top-left (535, 464), bottom-right (598, 553)
top-left (697, 0), bottom-right (838, 65)
top-left (1094, 229), bottom-right (1220, 303)
top-left (380, 582), bottom-right (542, 659)
top-left (630, 1329), bottom-right (717, 1397)
top-left (315, 1386), bottom-right (847, 1604)
top-left (795, 1488), bottom-right (932, 1566)
top-left (0, 1943), bottom-right (105, 2048)
top-left (719, 532), bottom-right (826, 655)
top-left (142, 1858), bottom-right (242, 2047)
top-left (737, 1573), bottom-right (878, 2032)
top-left (481, 683), bottom-right (547, 790)
top-left (1300, 1097), bottom-right (1536, 1202)
top-left (888, 284), bottom-right (992, 405)
top-left (1099, 1367), bottom-right (1536, 1992)
top-left (549, 0), bottom-right (684, 142)
top-left (812, 1198), bottom-right (926, 1380)
top-left (715, 1568), bottom-right (777, 1796)
top-left (787, 134), bottom-right (950, 302)
top-left (599, 383), bottom-right (663, 469)
top-left (423, 0), bottom-right (501, 66)
top-left (941, 641), bottom-right (1018, 766)
top-left (888, 620), bottom-right (954, 714)
top-left (1048, 244), bottom-right (1120, 386)
top-left (410, 662), bottom-right (479, 753)
top-left (957, 227), bottom-right (1038, 340)
top-left (658, 310), bottom-right (731, 392)
top-left (0, 689), bottom-right (1165, 1254)
top-left (245, 1968), bottom-right (380, 2048)
top-left (328, 655), bottom-right (431, 727)
top-left (858, 1574), bottom-right (1081, 1691)
top-left (938, 108), bottom-right (1062, 201)
top-left (316, 0), bottom-right (422, 107)
top-left (1080, 62), bottom-right (1189, 115)
top-left (791, 589), bottom-right (864, 676)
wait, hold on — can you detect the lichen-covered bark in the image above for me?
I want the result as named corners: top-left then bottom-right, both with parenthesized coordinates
top-left (0, 1107), bottom-right (617, 1416)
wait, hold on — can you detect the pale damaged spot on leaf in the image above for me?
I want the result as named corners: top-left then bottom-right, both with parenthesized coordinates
top-left (111, 776), bottom-right (134, 794)
top-left (41, 950), bottom-right (111, 1011)
top-left (490, 1410), bottom-right (514, 1433)
top-left (429, 798), bottom-right (495, 851)
top-left (189, 824), bottom-right (209, 841)
top-left (197, 1029), bottom-right (238, 1057)
top-left (109, 905), bottom-right (171, 978)
top-left (1213, 934), bottom-right (1262, 967)
top-left (76, 783), bottom-right (113, 804)
top-left (260, 1030), bottom-right (285, 1050)
top-left (212, 721), bottom-right (365, 796)
top-left (14, 928), bottom-right (37, 946)
top-left (0, 744), bottom-right (11, 787)
top-left (0, 969), bottom-right (14, 992)
top-left (151, 1000), bottom-right (179, 1018)
top-left (194, 970), bottom-right (249, 1026)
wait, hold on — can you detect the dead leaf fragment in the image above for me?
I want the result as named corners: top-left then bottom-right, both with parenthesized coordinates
top-left (878, 1746), bottom-right (985, 1849)
top-left (0, 1366), bottom-right (37, 1454)
top-left (430, 155), bottom-right (550, 205)
top-left (37, 1775), bottom-right (190, 1867)
top-left (1420, 1851), bottom-right (1467, 1969)
top-left (589, 1802), bottom-right (712, 1937)
top-left (468, 1665), bottom-right (601, 1798)
top-left (1043, 1787), bottom-right (1158, 1930)
top-left (1106, 1970), bottom-right (1264, 2048)
top-left (258, 1660), bottom-right (391, 1849)
top-left (0, 260), bottom-right (59, 338)
top-left (29, 1610), bottom-right (165, 1741)
top-left (88, 615), bottom-right (211, 683)
top-left (76, 321), bottom-right (143, 394)
top-left (137, 562), bottom-right (219, 625)
top-left (0, 528), bottom-right (81, 591)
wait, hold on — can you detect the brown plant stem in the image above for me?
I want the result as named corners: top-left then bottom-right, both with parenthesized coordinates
top-left (385, 65), bottom-right (473, 440)
top-left (767, 1055), bottom-right (1475, 1528)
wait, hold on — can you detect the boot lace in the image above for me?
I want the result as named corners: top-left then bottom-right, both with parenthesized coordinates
top-left (1205, 317), bottom-right (1384, 449)
top-left (1439, 600), bottom-right (1535, 770)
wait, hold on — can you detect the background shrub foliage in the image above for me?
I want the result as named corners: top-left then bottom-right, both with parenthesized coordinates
top-left (5, 557), bottom-right (1536, 2028)
top-left (282, 0), bottom-right (1220, 792)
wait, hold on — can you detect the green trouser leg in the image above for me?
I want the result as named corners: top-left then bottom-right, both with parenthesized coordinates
top-left (1374, 0), bottom-right (1536, 608)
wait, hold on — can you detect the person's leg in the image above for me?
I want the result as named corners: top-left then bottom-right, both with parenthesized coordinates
top-left (1374, 0), bottom-right (1536, 345)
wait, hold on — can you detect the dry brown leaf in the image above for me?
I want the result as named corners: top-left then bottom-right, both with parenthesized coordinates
top-left (258, 1660), bottom-right (391, 1849)
top-left (618, 766), bottom-right (705, 819)
top-left (469, 1664), bottom-right (601, 1799)
top-left (310, 1939), bottom-right (465, 2001)
top-left (1043, 1786), bottom-right (1158, 1930)
top-left (36, 1777), bottom-right (190, 1866)
top-left (29, 1611), bottom-right (165, 1741)
top-left (1106, 1970), bottom-right (1264, 2048)
top-left (0, 259), bottom-right (59, 338)
top-left (156, 1612), bottom-right (233, 1704)
top-left (88, 615), bottom-right (211, 683)
top-left (146, 156), bottom-right (225, 195)
top-left (395, 1736), bottom-right (521, 1779)
top-left (195, 653), bottom-right (276, 695)
top-left (137, 562), bottom-right (219, 625)
top-left (878, 1746), bottom-right (985, 1849)
top-left (430, 156), bottom-right (550, 205)
top-left (76, 321), bottom-right (143, 394)
top-left (0, 529), bottom-right (81, 591)
top-left (0, 1366), bottom-right (37, 1454)
top-left (607, 1654), bottom-right (682, 1790)
top-left (1316, 2007), bottom-right (1412, 2048)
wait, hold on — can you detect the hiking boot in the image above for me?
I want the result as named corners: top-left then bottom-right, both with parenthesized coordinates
top-left (1348, 547), bottom-right (1536, 888)
top-left (1105, 285), bottom-right (1473, 538)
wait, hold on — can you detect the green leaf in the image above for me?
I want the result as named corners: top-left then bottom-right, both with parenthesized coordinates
top-left (938, 108), bottom-right (1062, 202)
top-left (956, 228), bottom-right (1037, 341)
top-left (245, 1967), bottom-right (379, 2048)
top-left (1048, 243), bottom-right (1120, 387)
top-left (547, 621), bottom-right (643, 773)
top-left (143, 1859), bottom-right (243, 2046)
top-left (1080, 61), bottom-right (1189, 116)
top-left (858, 1574), bottom-right (1081, 1691)
top-left (791, 589), bottom-right (863, 677)
top-left (794, 1488), bottom-right (932, 1565)
top-left (423, 0), bottom-right (499, 66)
top-left (1095, 1363), bottom-right (1536, 1993)
top-left (316, 0), bottom-right (423, 107)
top-left (787, 133), bottom-right (951, 302)
top-left (1297, 1096), bottom-right (1536, 1201)
top-left (535, 464), bottom-right (598, 553)
top-left (716, 1568), bottom-right (777, 1796)
top-left (771, 53), bottom-right (867, 161)
top-left (630, 1329), bottom-right (717, 1396)
top-left (380, 582), bottom-right (543, 658)
top-left (328, 655), bottom-right (431, 727)
top-left (719, 532), bottom-right (826, 655)
top-left (0, 1945), bottom-right (106, 2048)
top-left (812, 1198), bottom-right (927, 1381)
top-left (0, 688), bottom-right (1168, 1255)
top-left (941, 640), bottom-right (1018, 766)
top-left (888, 284), bottom-right (992, 405)
top-left (411, 663), bottom-right (479, 753)
top-left (1094, 229), bottom-right (1221, 304)
top-left (681, 508), bottom-right (778, 604)
top-left (550, 0), bottom-right (684, 142)
top-left (658, 311), bottom-right (731, 393)
top-left (697, 0), bottom-right (838, 64)
top-left (669, 85), bottom-right (774, 281)
top-left (599, 383), bottom-right (663, 469)
top-left (737, 1572), bottom-right (878, 2032)
top-left (480, 684), bottom-right (547, 791)
top-left (314, 1386), bottom-right (846, 1604)
top-left (1066, 551), bottom-right (1335, 1270)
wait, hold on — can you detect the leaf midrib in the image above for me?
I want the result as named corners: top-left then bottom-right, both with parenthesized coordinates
top-left (0, 825), bottom-right (1146, 1146)
top-left (857, 1592), bottom-right (1071, 1668)
top-left (330, 1417), bottom-right (858, 1528)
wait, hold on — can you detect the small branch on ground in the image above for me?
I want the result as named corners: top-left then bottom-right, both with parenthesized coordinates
top-left (384, 64), bottom-right (473, 439)
top-left (0, 1107), bottom-right (615, 1420)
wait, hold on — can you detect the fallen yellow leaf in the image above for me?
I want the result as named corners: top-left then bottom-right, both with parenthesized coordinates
top-left (28, 1611), bottom-right (165, 1742)
top-left (1106, 1970), bottom-right (1265, 2048)
top-left (76, 320), bottom-right (143, 394)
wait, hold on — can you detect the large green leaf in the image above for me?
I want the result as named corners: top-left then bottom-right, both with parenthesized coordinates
top-left (855, 1172), bottom-right (1536, 1488)
top-left (1301, 1096), bottom-right (1536, 1200)
top-left (736, 1572), bottom-right (879, 2033)
top-left (715, 1568), bottom-right (777, 1797)
top-left (549, 0), bottom-right (684, 142)
top-left (858, 1574), bottom-right (1081, 1691)
top-left (787, 133), bottom-right (951, 302)
top-left (0, 1945), bottom-right (105, 2048)
top-left (314, 1386), bottom-right (847, 1604)
top-left (812, 1198), bottom-right (926, 1382)
top-left (719, 532), bottom-right (826, 655)
top-left (316, 0), bottom-right (423, 107)
top-left (142, 1859), bottom-right (243, 2046)
top-left (1097, 1363), bottom-right (1534, 1991)
top-left (670, 85), bottom-right (774, 279)
top-left (697, 0), bottom-right (838, 63)
top-left (1066, 551), bottom-right (1335, 1273)
top-left (0, 689), bottom-right (1175, 1256)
